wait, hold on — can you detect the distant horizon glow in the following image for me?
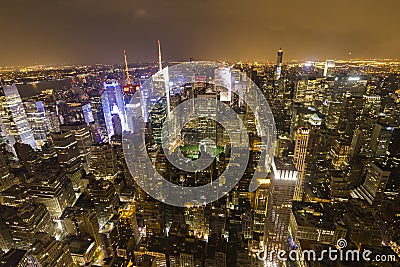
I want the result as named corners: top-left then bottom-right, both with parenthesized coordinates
top-left (1, 0), bottom-right (399, 66)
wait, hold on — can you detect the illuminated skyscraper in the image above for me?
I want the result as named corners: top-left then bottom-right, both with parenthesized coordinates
top-left (23, 100), bottom-right (50, 148)
top-left (323, 60), bottom-right (335, 77)
top-left (36, 89), bottom-right (60, 133)
top-left (370, 123), bottom-right (394, 158)
top-left (251, 179), bottom-right (270, 256)
top-left (88, 143), bottom-right (119, 181)
top-left (294, 78), bottom-right (321, 107)
top-left (329, 139), bottom-right (351, 170)
top-left (86, 178), bottom-right (119, 228)
top-left (60, 123), bottom-right (92, 173)
top-left (29, 172), bottom-right (76, 219)
top-left (215, 67), bottom-right (232, 102)
top-left (102, 80), bottom-right (128, 140)
top-left (362, 95), bottom-right (381, 118)
top-left (151, 68), bottom-right (170, 120)
top-left (102, 89), bottom-right (115, 140)
top-left (274, 48), bottom-right (283, 81)
top-left (51, 131), bottom-right (83, 191)
top-left (82, 103), bottom-right (95, 125)
top-left (264, 158), bottom-right (297, 259)
top-left (0, 85), bottom-right (36, 149)
top-left (293, 127), bottom-right (309, 201)
top-left (354, 162), bottom-right (391, 210)
top-left (149, 97), bottom-right (167, 144)
top-left (0, 203), bottom-right (55, 251)
top-left (126, 96), bottom-right (142, 133)
top-left (89, 90), bottom-right (108, 142)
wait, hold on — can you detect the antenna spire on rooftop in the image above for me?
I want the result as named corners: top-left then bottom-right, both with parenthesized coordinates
top-left (158, 40), bottom-right (163, 72)
top-left (123, 49), bottom-right (131, 85)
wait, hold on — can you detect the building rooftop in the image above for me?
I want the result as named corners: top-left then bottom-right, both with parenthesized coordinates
top-left (292, 201), bottom-right (337, 230)
top-left (68, 239), bottom-right (95, 255)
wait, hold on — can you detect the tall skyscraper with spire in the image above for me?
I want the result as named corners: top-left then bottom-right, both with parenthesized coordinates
top-left (122, 49), bottom-right (138, 107)
top-left (158, 40), bottom-right (163, 72)
top-left (274, 48), bottom-right (283, 81)
top-left (123, 49), bottom-right (131, 86)
top-left (154, 40), bottom-right (170, 119)
top-left (129, 40), bottom-right (167, 126)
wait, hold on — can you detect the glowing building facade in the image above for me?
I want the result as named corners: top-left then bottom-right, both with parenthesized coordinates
top-left (293, 127), bottom-right (310, 201)
top-left (51, 131), bottom-right (83, 191)
top-left (24, 100), bottom-right (50, 148)
top-left (274, 48), bottom-right (283, 81)
top-left (264, 158), bottom-right (297, 261)
top-left (102, 80), bottom-right (128, 140)
top-left (0, 85), bottom-right (36, 149)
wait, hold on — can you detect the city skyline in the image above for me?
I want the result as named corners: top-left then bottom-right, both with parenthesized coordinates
top-left (1, 0), bottom-right (400, 66)
top-left (0, 53), bottom-right (399, 266)
top-left (1, 2), bottom-right (400, 266)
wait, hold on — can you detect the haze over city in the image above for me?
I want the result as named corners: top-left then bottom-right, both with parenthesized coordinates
top-left (1, 0), bottom-right (400, 66)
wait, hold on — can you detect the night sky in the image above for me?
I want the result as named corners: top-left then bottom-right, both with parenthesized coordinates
top-left (1, 0), bottom-right (399, 66)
